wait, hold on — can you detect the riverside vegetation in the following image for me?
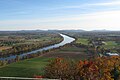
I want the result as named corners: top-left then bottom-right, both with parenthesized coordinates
top-left (0, 30), bottom-right (120, 80)
top-left (0, 31), bottom-right (63, 66)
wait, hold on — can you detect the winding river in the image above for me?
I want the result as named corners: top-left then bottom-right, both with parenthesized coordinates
top-left (0, 34), bottom-right (75, 61)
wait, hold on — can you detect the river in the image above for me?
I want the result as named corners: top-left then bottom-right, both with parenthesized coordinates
top-left (0, 34), bottom-right (75, 61)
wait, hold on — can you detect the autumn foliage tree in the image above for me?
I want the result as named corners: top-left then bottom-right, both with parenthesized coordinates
top-left (44, 56), bottom-right (120, 80)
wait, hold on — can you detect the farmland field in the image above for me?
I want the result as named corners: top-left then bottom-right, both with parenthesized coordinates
top-left (43, 46), bottom-right (92, 60)
top-left (76, 38), bottom-right (88, 45)
top-left (0, 44), bottom-right (93, 77)
top-left (0, 57), bottom-right (53, 77)
top-left (62, 31), bottom-right (120, 52)
top-left (0, 31), bottom-right (63, 57)
top-left (0, 46), bottom-right (12, 51)
top-left (103, 41), bottom-right (120, 49)
top-left (0, 31), bottom-right (120, 79)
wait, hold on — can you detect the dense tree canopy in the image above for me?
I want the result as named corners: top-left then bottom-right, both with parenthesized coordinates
top-left (44, 56), bottom-right (120, 80)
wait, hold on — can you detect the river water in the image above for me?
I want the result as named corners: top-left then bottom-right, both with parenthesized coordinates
top-left (0, 34), bottom-right (75, 61)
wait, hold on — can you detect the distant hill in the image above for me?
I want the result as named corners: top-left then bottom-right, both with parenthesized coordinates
top-left (91, 29), bottom-right (111, 32)
top-left (48, 29), bottom-right (85, 32)
top-left (61, 30), bottom-right (85, 32)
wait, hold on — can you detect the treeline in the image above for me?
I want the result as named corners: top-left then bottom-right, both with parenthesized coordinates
top-left (0, 43), bottom-right (73, 67)
top-left (44, 56), bottom-right (120, 80)
top-left (0, 31), bottom-right (62, 47)
top-left (62, 31), bottom-right (120, 54)
top-left (0, 38), bottom-right (63, 57)
top-left (0, 31), bottom-right (63, 57)
top-left (0, 45), bottom-right (65, 67)
top-left (61, 31), bottom-right (120, 43)
top-left (61, 31), bottom-right (120, 39)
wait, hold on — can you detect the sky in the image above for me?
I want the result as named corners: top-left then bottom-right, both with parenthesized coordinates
top-left (0, 0), bottom-right (120, 31)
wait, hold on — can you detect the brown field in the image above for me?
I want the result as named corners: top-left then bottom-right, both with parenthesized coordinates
top-left (0, 46), bottom-right (11, 51)
top-left (0, 45), bottom-right (94, 77)
top-left (43, 45), bottom-right (93, 60)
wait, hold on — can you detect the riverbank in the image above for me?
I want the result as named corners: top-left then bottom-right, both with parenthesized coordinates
top-left (0, 34), bottom-right (75, 66)
top-left (0, 43), bottom-right (93, 77)
top-left (0, 34), bottom-right (63, 58)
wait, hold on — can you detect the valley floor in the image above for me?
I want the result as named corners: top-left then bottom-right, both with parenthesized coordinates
top-left (0, 45), bottom-right (92, 77)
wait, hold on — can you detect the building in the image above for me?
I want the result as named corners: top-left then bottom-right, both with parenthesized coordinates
top-left (106, 53), bottom-right (119, 56)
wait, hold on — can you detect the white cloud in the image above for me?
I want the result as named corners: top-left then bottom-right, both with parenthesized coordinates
top-left (89, 1), bottom-right (120, 6)
top-left (51, 0), bottom-right (120, 10)
top-left (0, 10), bottom-right (120, 30)
top-left (60, 10), bottom-right (120, 30)
top-left (35, 1), bottom-right (120, 11)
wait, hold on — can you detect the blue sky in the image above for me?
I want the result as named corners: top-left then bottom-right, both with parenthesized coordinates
top-left (0, 0), bottom-right (120, 30)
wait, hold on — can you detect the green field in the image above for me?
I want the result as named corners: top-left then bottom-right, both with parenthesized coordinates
top-left (76, 38), bottom-right (120, 49)
top-left (0, 45), bottom-right (92, 77)
top-left (0, 57), bottom-right (53, 77)
top-left (103, 41), bottom-right (120, 49)
top-left (76, 38), bottom-right (88, 45)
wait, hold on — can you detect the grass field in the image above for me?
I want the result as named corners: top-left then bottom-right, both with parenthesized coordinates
top-left (103, 41), bottom-right (120, 49)
top-left (76, 38), bottom-right (88, 45)
top-left (0, 45), bottom-right (92, 77)
top-left (0, 57), bottom-right (53, 77)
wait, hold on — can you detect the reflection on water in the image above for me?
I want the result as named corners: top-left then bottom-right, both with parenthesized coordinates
top-left (0, 34), bottom-right (75, 61)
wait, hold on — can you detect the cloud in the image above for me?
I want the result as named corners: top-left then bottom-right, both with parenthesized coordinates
top-left (89, 1), bottom-right (120, 6)
top-left (1, 10), bottom-right (120, 31)
top-left (48, 1), bottom-right (120, 10)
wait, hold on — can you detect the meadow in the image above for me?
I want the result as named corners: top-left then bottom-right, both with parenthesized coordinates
top-left (103, 41), bottom-right (120, 49)
top-left (0, 44), bottom-right (93, 77)
top-left (0, 57), bottom-right (52, 77)
top-left (76, 38), bottom-right (88, 45)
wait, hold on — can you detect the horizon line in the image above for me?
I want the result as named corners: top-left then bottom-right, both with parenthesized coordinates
top-left (0, 29), bottom-right (120, 32)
